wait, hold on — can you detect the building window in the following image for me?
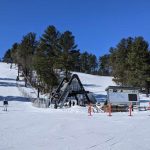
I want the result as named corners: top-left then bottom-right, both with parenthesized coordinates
top-left (128, 94), bottom-right (137, 101)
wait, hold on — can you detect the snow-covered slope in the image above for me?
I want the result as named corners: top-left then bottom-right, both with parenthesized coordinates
top-left (73, 72), bottom-right (116, 95)
top-left (1, 62), bottom-right (150, 150)
top-left (0, 63), bottom-right (19, 97)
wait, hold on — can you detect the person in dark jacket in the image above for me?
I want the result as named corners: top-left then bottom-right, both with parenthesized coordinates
top-left (72, 101), bottom-right (75, 106)
top-left (69, 100), bottom-right (72, 107)
top-left (54, 101), bottom-right (58, 109)
top-left (3, 99), bottom-right (8, 111)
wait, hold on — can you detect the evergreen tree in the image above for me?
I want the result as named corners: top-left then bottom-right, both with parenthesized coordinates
top-left (109, 36), bottom-right (150, 95)
top-left (11, 43), bottom-right (21, 79)
top-left (80, 51), bottom-right (90, 73)
top-left (80, 52), bottom-right (97, 74)
top-left (18, 32), bottom-right (37, 87)
top-left (70, 50), bottom-right (81, 72)
top-left (127, 37), bottom-right (150, 94)
top-left (88, 54), bottom-right (98, 74)
top-left (3, 49), bottom-right (12, 63)
top-left (33, 55), bottom-right (58, 94)
top-left (59, 31), bottom-right (78, 78)
top-left (11, 43), bottom-right (19, 64)
top-left (109, 37), bottom-right (133, 85)
top-left (99, 54), bottom-right (111, 76)
top-left (33, 25), bottom-right (60, 93)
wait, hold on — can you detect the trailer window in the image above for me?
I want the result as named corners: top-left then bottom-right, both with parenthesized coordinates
top-left (128, 94), bottom-right (137, 101)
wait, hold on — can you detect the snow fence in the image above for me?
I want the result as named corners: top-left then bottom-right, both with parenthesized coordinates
top-left (16, 82), bottom-right (49, 108)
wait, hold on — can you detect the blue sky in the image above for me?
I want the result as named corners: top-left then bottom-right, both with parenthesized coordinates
top-left (1, 0), bottom-right (150, 58)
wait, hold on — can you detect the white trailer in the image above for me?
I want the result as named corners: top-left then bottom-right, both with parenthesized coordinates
top-left (105, 86), bottom-right (140, 105)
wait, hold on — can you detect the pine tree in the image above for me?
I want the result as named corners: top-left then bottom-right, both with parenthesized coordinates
top-left (109, 37), bottom-right (133, 85)
top-left (10, 43), bottom-right (21, 79)
top-left (11, 43), bottom-right (19, 64)
top-left (59, 31), bottom-right (78, 78)
top-left (88, 54), bottom-right (98, 74)
top-left (109, 36), bottom-right (150, 95)
top-left (33, 25), bottom-right (60, 93)
top-left (3, 49), bottom-right (12, 63)
top-left (80, 52), bottom-right (97, 74)
top-left (99, 54), bottom-right (111, 76)
top-left (70, 50), bottom-right (80, 72)
top-left (127, 37), bottom-right (150, 94)
top-left (80, 51), bottom-right (90, 73)
top-left (18, 32), bottom-right (37, 87)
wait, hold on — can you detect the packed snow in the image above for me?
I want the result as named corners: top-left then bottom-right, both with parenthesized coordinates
top-left (0, 62), bottom-right (150, 150)
top-left (74, 72), bottom-right (116, 95)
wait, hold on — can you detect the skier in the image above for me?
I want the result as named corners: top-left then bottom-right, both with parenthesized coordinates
top-left (3, 99), bottom-right (8, 111)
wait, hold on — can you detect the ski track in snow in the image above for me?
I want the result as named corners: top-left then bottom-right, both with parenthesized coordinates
top-left (0, 63), bottom-right (150, 150)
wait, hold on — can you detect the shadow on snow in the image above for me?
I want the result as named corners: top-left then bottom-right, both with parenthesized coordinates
top-left (0, 81), bottom-right (24, 87)
top-left (83, 84), bottom-right (102, 87)
top-left (0, 77), bottom-right (16, 81)
top-left (0, 96), bottom-right (30, 102)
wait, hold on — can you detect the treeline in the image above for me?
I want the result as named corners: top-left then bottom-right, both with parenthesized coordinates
top-left (3, 25), bottom-right (99, 94)
top-left (3, 25), bottom-right (150, 95)
top-left (99, 36), bottom-right (150, 95)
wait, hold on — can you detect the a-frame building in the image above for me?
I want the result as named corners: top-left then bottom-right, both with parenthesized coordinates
top-left (51, 74), bottom-right (95, 108)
